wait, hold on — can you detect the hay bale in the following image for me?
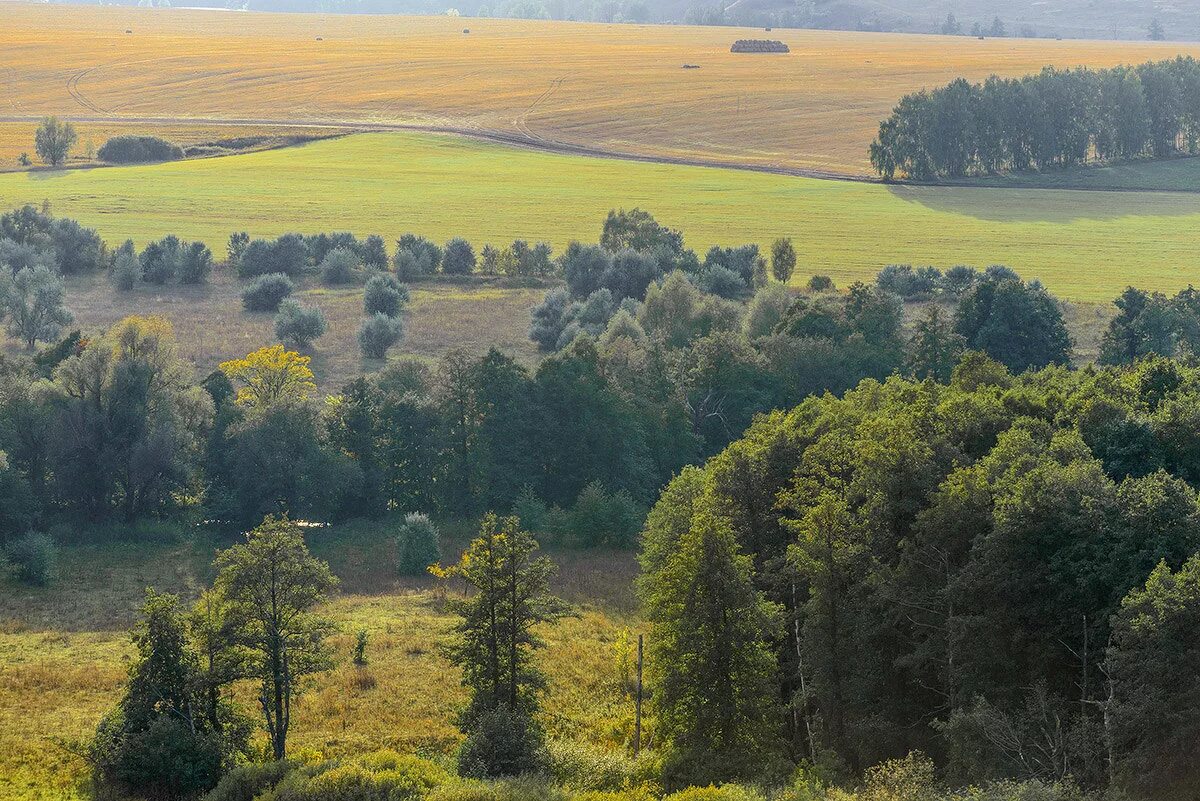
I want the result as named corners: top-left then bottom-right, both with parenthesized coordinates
top-left (730, 39), bottom-right (789, 53)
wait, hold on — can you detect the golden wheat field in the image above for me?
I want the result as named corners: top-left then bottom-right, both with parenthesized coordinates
top-left (3, 2), bottom-right (1200, 173)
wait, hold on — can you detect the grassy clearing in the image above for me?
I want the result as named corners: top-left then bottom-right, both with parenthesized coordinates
top-left (0, 132), bottom-right (1197, 302)
top-left (0, 521), bottom-right (641, 801)
top-left (952, 155), bottom-right (1200, 192)
top-left (3, 3), bottom-right (1200, 174)
top-left (0, 270), bottom-right (544, 390)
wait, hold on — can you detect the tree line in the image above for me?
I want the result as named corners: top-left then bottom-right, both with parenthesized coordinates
top-left (870, 57), bottom-right (1200, 180)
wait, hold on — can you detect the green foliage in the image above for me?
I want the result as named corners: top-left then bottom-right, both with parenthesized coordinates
top-left (275, 298), bottom-right (328, 348)
top-left (271, 751), bottom-right (448, 801)
top-left (743, 283), bottom-right (791, 340)
top-left (237, 233), bottom-right (310, 279)
top-left (1108, 554), bottom-right (1200, 800)
top-left (806, 275), bottom-right (834, 292)
top-left (660, 785), bottom-right (764, 801)
top-left (0, 265), bottom-right (73, 347)
top-left (364, 273), bottom-right (409, 318)
top-left (953, 274), bottom-right (1070, 372)
top-left (87, 589), bottom-right (248, 799)
top-left (34, 116), bottom-right (76, 166)
top-left (443, 514), bottom-right (570, 777)
top-left (443, 237), bottom-right (477, 275)
top-left (98, 134), bottom-right (184, 164)
top-left (3, 530), bottom-right (55, 586)
top-left (215, 516), bottom-right (338, 759)
top-left (770, 237), bottom-right (796, 284)
top-left (561, 481), bottom-right (644, 548)
top-left (112, 244), bottom-right (139, 291)
top-left (201, 760), bottom-right (296, 801)
top-left (241, 272), bottom-right (295, 312)
top-left (397, 512), bottom-right (441, 575)
top-left (543, 740), bottom-right (656, 794)
top-left (321, 246), bottom-right (363, 285)
top-left (359, 312), bottom-right (404, 359)
top-left (641, 483), bottom-right (782, 790)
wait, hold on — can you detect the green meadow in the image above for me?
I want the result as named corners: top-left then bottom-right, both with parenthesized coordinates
top-left (1, 132), bottom-right (1199, 301)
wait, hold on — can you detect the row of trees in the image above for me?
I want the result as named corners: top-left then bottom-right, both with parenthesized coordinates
top-left (871, 57), bottom-right (1200, 179)
top-left (0, 255), bottom-right (1080, 541)
top-left (640, 353), bottom-right (1200, 799)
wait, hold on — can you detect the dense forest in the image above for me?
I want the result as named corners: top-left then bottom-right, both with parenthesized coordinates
top-left (870, 56), bottom-right (1200, 180)
top-left (6, 204), bottom-right (1200, 801)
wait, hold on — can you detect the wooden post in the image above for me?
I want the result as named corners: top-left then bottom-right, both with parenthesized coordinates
top-left (634, 633), bottom-right (644, 758)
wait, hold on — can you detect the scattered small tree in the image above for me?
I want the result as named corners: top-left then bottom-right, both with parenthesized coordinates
top-left (397, 511), bottom-right (440, 575)
top-left (180, 242), bottom-right (213, 285)
top-left (3, 530), bottom-right (55, 586)
top-left (215, 516), bottom-right (338, 760)
top-left (1148, 18), bottom-right (1166, 41)
top-left (0, 265), bottom-right (73, 348)
top-left (274, 298), bottom-right (327, 349)
top-left (364, 273), bottom-right (409, 318)
top-left (442, 237), bottom-right (477, 275)
top-left (34, 116), bottom-right (77, 166)
top-left (112, 244), bottom-right (139, 291)
top-left (442, 513), bottom-right (569, 777)
top-left (359, 313), bottom-right (404, 359)
top-left (241, 273), bottom-right (294, 312)
top-left (770, 238), bottom-right (796, 284)
top-left (320, 246), bottom-right (362, 285)
top-left (219, 345), bottom-right (316, 409)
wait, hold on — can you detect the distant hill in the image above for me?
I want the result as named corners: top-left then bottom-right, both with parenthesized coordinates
top-left (54, 0), bottom-right (1200, 41)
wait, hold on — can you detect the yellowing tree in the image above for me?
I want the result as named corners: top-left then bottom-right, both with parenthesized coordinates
top-left (219, 344), bottom-right (316, 409)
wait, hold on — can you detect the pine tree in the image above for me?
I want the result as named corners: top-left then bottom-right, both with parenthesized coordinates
top-left (442, 513), bottom-right (569, 777)
top-left (642, 500), bottom-right (782, 790)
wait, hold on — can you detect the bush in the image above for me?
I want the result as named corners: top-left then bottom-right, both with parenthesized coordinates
top-left (364, 273), bottom-right (409, 317)
top-left (876, 264), bottom-right (941, 298)
top-left (4, 530), bottom-right (55, 586)
top-left (529, 288), bottom-right (572, 351)
top-left (807, 275), bottom-right (834, 292)
top-left (429, 778), bottom-right (567, 801)
top-left (359, 312), bottom-right (404, 359)
top-left (397, 512), bottom-right (440, 575)
top-left (362, 234), bottom-right (389, 270)
top-left (320, 246), bottom-right (362, 285)
top-left (90, 713), bottom-right (227, 801)
top-left (443, 237), bottom-right (477, 275)
top-left (140, 235), bottom-right (183, 284)
top-left (180, 242), bottom-right (213, 285)
top-left (237, 234), bottom-right (310, 279)
top-left (940, 265), bottom-right (980, 295)
top-left (201, 760), bottom-right (296, 801)
top-left (743, 283), bottom-right (792, 339)
top-left (274, 299), bottom-right (327, 348)
top-left (112, 247), bottom-right (139, 291)
top-left (662, 786), bottom-right (764, 801)
top-left (512, 486), bottom-right (549, 533)
top-left (394, 234), bottom-right (442, 280)
top-left (544, 740), bottom-right (651, 793)
top-left (563, 482), bottom-right (643, 549)
top-left (97, 135), bottom-right (184, 164)
top-left (457, 703), bottom-right (546, 779)
top-left (272, 751), bottom-right (447, 801)
top-left (242, 272), bottom-right (294, 312)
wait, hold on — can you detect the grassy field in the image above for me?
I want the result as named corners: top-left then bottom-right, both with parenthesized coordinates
top-left (0, 131), bottom-right (1197, 302)
top-left (0, 270), bottom-right (544, 391)
top-left (3, 3), bottom-right (1200, 175)
top-left (0, 521), bottom-right (641, 801)
top-left (954, 156), bottom-right (1200, 191)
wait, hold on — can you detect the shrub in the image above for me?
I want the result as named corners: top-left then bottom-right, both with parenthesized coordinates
top-left (544, 740), bottom-right (650, 793)
top-left (274, 299), bottom-right (327, 348)
top-left (237, 234), bottom-right (310, 279)
top-left (97, 135), bottom-right (184, 164)
top-left (89, 712), bottom-right (228, 800)
top-left (662, 786), bottom-right (764, 801)
top-left (429, 778), bottom-right (568, 801)
top-left (564, 482), bottom-right (643, 548)
top-left (397, 512), bottom-right (440, 575)
top-left (320, 246), bottom-right (362, 285)
top-left (807, 275), bottom-right (834, 292)
top-left (140, 235), bottom-right (183, 284)
top-left (364, 273), bottom-right (409, 317)
top-left (940, 265), bottom-right (980, 295)
top-left (529, 288), bottom-right (572, 351)
top-left (876, 264), bottom-right (941, 298)
top-left (362, 234), bottom-right (389, 270)
top-left (180, 242), bottom-right (213, 284)
top-left (4, 530), bottom-right (55, 586)
top-left (201, 760), bottom-right (296, 801)
top-left (457, 704), bottom-right (546, 779)
top-left (112, 247), bottom-right (139, 291)
top-left (512, 486), bottom-right (549, 533)
top-left (443, 237), bottom-right (477, 275)
top-left (394, 234), bottom-right (442, 280)
top-left (241, 272), bottom-right (294, 312)
top-left (272, 752), bottom-right (447, 801)
top-left (359, 313), bottom-right (404, 359)
top-left (743, 283), bottom-right (791, 339)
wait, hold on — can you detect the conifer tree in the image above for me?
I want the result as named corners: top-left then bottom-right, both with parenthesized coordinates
top-left (641, 497), bottom-right (782, 790)
top-left (442, 513), bottom-right (569, 777)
